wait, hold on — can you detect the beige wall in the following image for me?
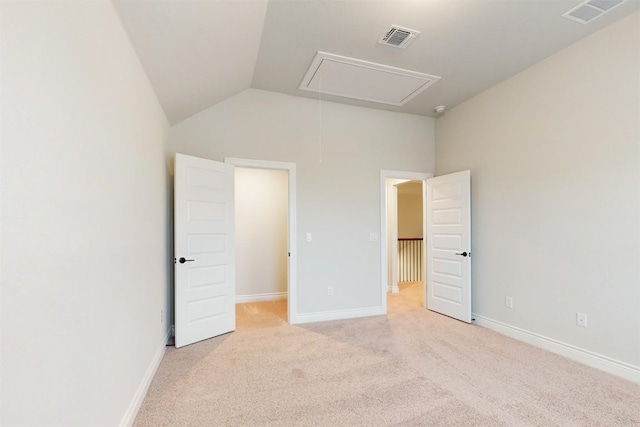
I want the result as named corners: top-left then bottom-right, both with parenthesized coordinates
top-left (170, 89), bottom-right (435, 315)
top-left (0, 2), bottom-right (170, 425)
top-left (397, 183), bottom-right (423, 238)
top-left (435, 12), bottom-right (639, 367)
top-left (235, 168), bottom-right (288, 297)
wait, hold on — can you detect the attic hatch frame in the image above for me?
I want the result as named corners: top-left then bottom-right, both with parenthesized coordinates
top-left (298, 51), bottom-right (441, 106)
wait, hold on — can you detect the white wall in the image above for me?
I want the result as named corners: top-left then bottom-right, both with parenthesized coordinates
top-left (0, 2), bottom-right (170, 425)
top-left (171, 89), bottom-right (435, 315)
top-left (435, 12), bottom-right (639, 368)
top-left (235, 168), bottom-right (288, 298)
top-left (397, 184), bottom-right (423, 238)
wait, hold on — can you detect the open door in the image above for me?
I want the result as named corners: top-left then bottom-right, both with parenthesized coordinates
top-left (426, 170), bottom-right (471, 323)
top-left (174, 153), bottom-right (235, 348)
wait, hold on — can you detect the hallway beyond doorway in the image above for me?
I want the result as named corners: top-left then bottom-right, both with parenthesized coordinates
top-left (388, 281), bottom-right (423, 312)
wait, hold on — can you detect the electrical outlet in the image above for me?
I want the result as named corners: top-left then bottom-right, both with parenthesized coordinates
top-left (306, 232), bottom-right (312, 242)
top-left (328, 286), bottom-right (334, 296)
top-left (576, 312), bottom-right (588, 328)
top-left (505, 296), bottom-right (513, 309)
top-left (369, 233), bottom-right (379, 242)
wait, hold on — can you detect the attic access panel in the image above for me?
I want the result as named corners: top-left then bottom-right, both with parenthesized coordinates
top-left (299, 52), bottom-right (440, 106)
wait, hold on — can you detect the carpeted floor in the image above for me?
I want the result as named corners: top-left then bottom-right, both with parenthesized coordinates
top-left (134, 282), bottom-right (640, 426)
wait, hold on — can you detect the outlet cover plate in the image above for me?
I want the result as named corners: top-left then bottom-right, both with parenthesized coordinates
top-left (505, 296), bottom-right (513, 309)
top-left (576, 312), bottom-right (588, 327)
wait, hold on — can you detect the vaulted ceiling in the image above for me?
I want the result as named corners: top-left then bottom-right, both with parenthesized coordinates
top-left (114, 0), bottom-right (640, 124)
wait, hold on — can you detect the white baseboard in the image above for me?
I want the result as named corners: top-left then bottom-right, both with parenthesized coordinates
top-left (294, 305), bottom-right (385, 325)
top-left (119, 330), bottom-right (170, 427)
top-left (236, 292), bottom-right (287, 303)
top-left (473, 314), bottom-right (640, 384)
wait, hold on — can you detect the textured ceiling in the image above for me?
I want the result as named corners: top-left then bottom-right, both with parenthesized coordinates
top-left (115, 0), bottom-right (640, 124)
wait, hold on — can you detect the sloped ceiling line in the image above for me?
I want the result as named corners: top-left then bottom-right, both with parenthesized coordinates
top-left (115, 0), bottom-right (640, 125)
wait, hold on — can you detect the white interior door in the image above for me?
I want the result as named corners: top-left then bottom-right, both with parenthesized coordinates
top-left (174, 153), bottom-right (235, 348)
top-left (426, 170), bottom-right (471, 323)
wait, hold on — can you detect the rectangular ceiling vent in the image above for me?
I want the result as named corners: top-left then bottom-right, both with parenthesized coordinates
top-left (378, 25), bottom-right (420, 49)
top-left (299, 52), bottom-right (440, 106)
top-left (562, 0), bottom-right (628, 24)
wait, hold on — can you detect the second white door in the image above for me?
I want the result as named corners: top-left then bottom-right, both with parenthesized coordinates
top-left (425, 170), bottom-right (471, 323)
top-left (174, 153), bottom-right (236, 348)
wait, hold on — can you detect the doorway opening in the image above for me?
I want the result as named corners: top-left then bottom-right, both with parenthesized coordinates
top-left (380, 170), bottom-right (432, 314)
top-left (396, 180), bottom-right (424, 306)
top-left (225, 158), bottom-right (298, 325)
top-left (234, 167), bottom-right (288, 326)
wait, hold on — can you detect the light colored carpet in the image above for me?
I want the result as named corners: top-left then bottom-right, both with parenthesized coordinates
top-left (135, 282), bottom-right (640, 426)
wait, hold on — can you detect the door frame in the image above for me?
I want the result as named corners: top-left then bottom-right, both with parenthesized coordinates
top-left (386, 178), bottom-right (410, 293)
top-left (380, 170), bottom-right (432, 313)
top-left (225, 157), bottom-right (298, 324)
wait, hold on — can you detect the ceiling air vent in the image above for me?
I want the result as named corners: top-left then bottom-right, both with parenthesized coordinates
top-left (562, 0), bottom-right (628, 24)
top-left (378, 25), bottom-right (420, 49)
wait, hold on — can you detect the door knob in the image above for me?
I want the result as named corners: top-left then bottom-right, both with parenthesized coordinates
top-left (455, 252), bottom-right (468, 257)
top-left (179, 257), bottom-right (194, 264)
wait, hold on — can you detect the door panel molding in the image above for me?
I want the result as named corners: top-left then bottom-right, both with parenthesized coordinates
top-left (174, 153), bottom-right (235, 348)
top-left (426, 170), bottom-right (471, 323)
